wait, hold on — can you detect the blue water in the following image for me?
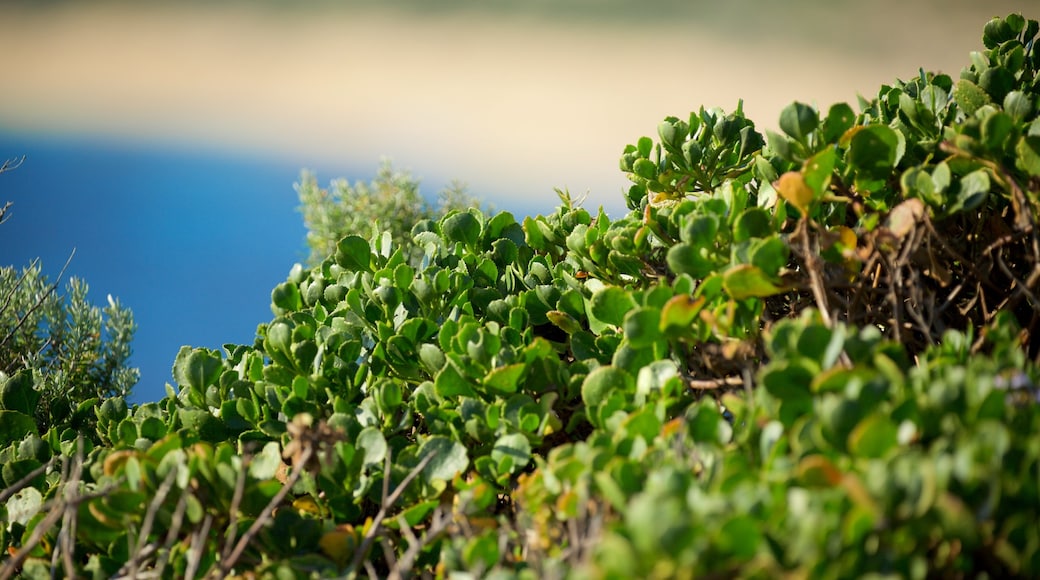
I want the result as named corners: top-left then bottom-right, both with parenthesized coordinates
top-left (0, 133), bottom-right (365, 404)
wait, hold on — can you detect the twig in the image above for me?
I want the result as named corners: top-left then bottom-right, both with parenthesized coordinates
top-left (185, 514), bottom-right (213, 580)
top-left (689, 376), bottom-right (744, 390)
top-left (0, 249), bottom-right (77, 371)
top-left (0, 495), bottom-right (67, 580)
top-left (996, 252), bottom-right (1040, 314)
top-left (347, 451), bottom-right (436, 575)
top-left (1, 444), bottom-right (115, 580)
top-left (798, 219), bottom-right (832, 326)
top-left (0, 257), bottom-right (40, 331)
top-left (389, 507), bottom-right (453, 579)
top-left (57, 440), bottom-right (86, 578)
top-left (220, 455), bottom-right (251, 564)
top-left (212, 447), bottom-right (314, 577)
top-left (152, 492), bottom-right (191, 579)
top-left (0, 155), bottom-right (25, 174)
top-left (116, 467), bottom-right (179, 578)
top-left (0, 455), bottom-right (57, 503)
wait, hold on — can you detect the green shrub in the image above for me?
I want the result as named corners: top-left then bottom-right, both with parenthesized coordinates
top-left (0, 158), bottom-right (138, 443)
top-left (297, 161), bottom-right (485, 266)
top-left (3, 13), bottom-right (1039, 579)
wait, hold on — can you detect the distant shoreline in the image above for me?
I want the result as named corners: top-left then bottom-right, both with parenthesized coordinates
top-left (1, 2), bottom-right (1033, 211)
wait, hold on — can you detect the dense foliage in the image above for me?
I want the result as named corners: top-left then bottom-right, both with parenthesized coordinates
top-left (3, 14), bottom-right (1040, 579)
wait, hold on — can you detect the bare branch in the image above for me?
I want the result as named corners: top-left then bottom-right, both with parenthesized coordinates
top-left (0, 455), bottom-right (57, 504)
top-left (212, 446), bottom-right (314, 577)
top-left (348, 451), bottom-right (436, 575)
top-left (0, 155), bottom-right (25, 174)
top-left (1, 249), bottom-right (77, 372)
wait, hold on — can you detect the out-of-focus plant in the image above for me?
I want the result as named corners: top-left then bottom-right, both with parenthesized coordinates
top-left (0, 157), bottom-right (139, 440)
top-left (297, 160), bottom-right (485, 265)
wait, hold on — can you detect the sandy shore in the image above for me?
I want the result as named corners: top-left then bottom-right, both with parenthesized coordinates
top-left (1, 2), bottom-right (1034, 213)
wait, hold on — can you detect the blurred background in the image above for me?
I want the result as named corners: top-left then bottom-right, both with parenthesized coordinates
top-left (0, 0), bottom-right (1034, 403)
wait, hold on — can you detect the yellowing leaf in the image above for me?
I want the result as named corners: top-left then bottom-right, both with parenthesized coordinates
top-left (776, 171), bottom-right (814, 213)
top-left (293, 495), bottom-right (322, 517)
top-left (659, 294), bottom-right (705, 335)
top-left (795, 454), bottom-right (842, 487)
top-left (836, 226), bottom-right (856, 249)
top-left (722, 265), bottom-right (785, 300)
top-left (319, 526), bottom-right (357, 569)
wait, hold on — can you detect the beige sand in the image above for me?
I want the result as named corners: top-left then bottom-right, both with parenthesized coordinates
top-left (0, 2), bottom-right (1034, 212)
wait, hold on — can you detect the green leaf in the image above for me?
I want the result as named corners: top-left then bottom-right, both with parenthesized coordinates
top-left (848, 125), bottom-right (903, 180)
top-left (335, 236), bottom-right (372, 272)
top-left (5, 486), bottom-right (43, 526)
top-left (491, 433), bottom-right (531, 474)
top-left (442, 211), bottom-right (481, 247)
top-left (633, 158), bottom-right (657, 180)
top-left (271, 281), bottom-right (303, 313)
top-left (803, 148), bottom-right (837, 196)
top-left (796, 324), bottom-right (845, 370)
top-left (357, 427), bottom-right (387, 466)
top-left (389, 501), bottom-right (439, 529)
top-left (981, 111), bottom-right (1014, 150)
top-left (2, 458), bottom-right (43, 489)
top-left (419, 343), bottom-right (446, 374)
top-left (979, 66), bottom-right (1015, 102)
top-left (1016, 136), bottom-right (1040, 177)
top-left (97, 397), bottom-right (128, 424)
top-left (847, 413), bottom-right (898, 458)
top-left (953, 79), bottom-right (991, 116)
top-left (435, 361), bottom-right (477, 399)
top-left (636, 360), bottom-right (680, 395)
top-left (761, 359), bottom-right (814, 401)
top-left (0, 410), bottom-right (39, 444)
top-left (463, 533), bottom-right (501, 571)
top-left (680, 214), bottom-right (719, 247)
top-left (546, 310), bottom-right (583, 335)
top-left (948, 169), bottom-right (990, 213)
top-left (420, 436), bottom-right (469, 484)
top-left (581, 366), bottom-right (634, 408)
top-left (173, 347), bottom-right (223, 393)
top-left (779, 102), bottom-right (819, 142)
top-left (17, 435), bottom-right (50, 463)
top-left (637, 136), bottom-right (653, 157)
top-left (719, 515), bottom-right (763, 560)
top-left (666, 243), bottom-right (716, 279)
top-left (178, 409), bottom-right (227, 442)
top-left (1004, 90), bottom-right (1034, 122)
top-left (248, 441), bottom-right (282, 480)
top-left (722, 265), bottom-right (784, 300)
top-left (622, 307), bottom-right (662, 349)
top-left (822, 102), bottom-right (856, 143)
top-left (590, 286), bottom-right (637, 327)
top-left (732, 208), bottom-right (772, 241)
top-left (622, 408), bottom-right (663, 443)
top-left (983, 16), bottom-right (1015, 48)
top-left (0, 370), bottom-right (39, 415)
top-left (484, 363), bottom-right (526, 395)
top-left (749, 237), bottom-right (789, 277)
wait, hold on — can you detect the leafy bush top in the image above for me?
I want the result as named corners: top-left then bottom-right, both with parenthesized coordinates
top-left (3, 13), bottom-right (1040, 580)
